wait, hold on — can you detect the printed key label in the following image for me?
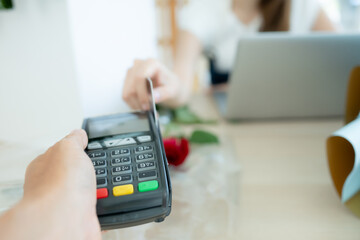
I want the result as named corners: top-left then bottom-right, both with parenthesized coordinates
top-left (111, 157), bottom-right (130, 166)
top-left (135, 145), bottom-right (153, 153)
top-left (112, 175), bottom-right (132, 185)
top-left (89, 152), bottom-right (106, 159)
top-left (92, 160), bottom-right (106, 168)
top-left (137, 161), bottom-right (155, 171)
top-left (112, 149), bottom-right (130, 156)
top-left (136, 153), bottom-right (154, 161)
top-left (95, 168), bottom-right (106, 176)
top-left (112, 165), bottom-right (132, 175)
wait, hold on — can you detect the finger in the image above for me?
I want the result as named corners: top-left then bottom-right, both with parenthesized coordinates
top-left (65, 129), bottom-right (88, 149)
top-left (122, 68), bottom-right (136, 105)
top-left (136, 79), bottom-right (150, 110)
top-left (123, 67), bottom-right (144, 110)
top-left (153, 85), bottom-right (174, 103)
top-left (135, 60), bottom-right (161, 109)
top-left (128, 96), bottom-right (141, 110)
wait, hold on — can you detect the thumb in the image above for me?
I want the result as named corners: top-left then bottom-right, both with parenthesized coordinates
top-left (64, 129), bottom-right (88, 150)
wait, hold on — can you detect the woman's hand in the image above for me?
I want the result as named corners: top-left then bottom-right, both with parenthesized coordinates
top-left (122, 59), bottom-right (182, 110)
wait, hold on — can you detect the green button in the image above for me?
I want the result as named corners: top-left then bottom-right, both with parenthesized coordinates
top-left (138, 180), bottom-right (159, 192)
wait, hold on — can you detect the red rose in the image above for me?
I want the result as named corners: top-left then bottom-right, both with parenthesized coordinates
top-left (163, 138), bottom-right (190, 166)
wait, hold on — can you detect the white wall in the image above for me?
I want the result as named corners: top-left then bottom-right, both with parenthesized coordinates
top-left (67, 0), bottom-right (158, 118)
top-left (0, 0), bottom-right (158, 144)
top-left (320, 0), bottom-right (360, 31)
top-left (0, 0), bottom-right (81, 143)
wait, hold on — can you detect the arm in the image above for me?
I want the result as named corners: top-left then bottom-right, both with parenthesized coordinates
top-left (312, 8), bottom-right (337, 32)
top-left (170, 29), bottom-right (202, 106)
top-left (122, 29), bottom-right (202, 109)
top-left (0, 130), bottom-right (101, 240)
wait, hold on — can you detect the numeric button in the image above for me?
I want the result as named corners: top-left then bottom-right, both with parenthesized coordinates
top-left (111, 157), bottom-right (131, 166)
top-left (92, 160), bottom-right (106, 168)
top-left (88, 152), bottom-right (106, 159)
top-left (112, 165), bottom-right (132, 175)
top-left (137, 161), bottom-right (155, 171)
top-left (95, 168), bottom-right (107, 177)
top-left (135, 145), bottom-right (153, 154)
top-left (112, 175), bottom-right (133, 185)
top-left (111, 149), bottom-right (130, 157)
top-left (136, 153), bottom-right (154, 162)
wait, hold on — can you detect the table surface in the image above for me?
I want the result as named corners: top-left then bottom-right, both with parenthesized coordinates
top-left (187, 94), bottom-right (360, 240)
top-left (1, 94), bottom-right (360, 239)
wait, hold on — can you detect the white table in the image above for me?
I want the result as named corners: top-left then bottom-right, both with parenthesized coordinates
top-left (1, 94), bottom-right (359, 239)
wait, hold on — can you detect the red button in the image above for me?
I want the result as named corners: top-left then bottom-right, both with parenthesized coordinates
top-left (97, 188), bottom-right (108, 199)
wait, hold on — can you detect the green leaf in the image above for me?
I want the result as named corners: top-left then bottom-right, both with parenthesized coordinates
top-left (189, 130), bottom-right (219, 144)
top-left (157, 104), bottom-right (218, 125)
top-left (0, 0), bottom-right (13, 9)
top-left (174, 106), bottom-right (201, 124)
top-left (163, 123), bottom-right (184, 138)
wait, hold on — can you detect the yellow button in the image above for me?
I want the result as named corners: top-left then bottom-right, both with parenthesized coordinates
top-left (113, 184), bottom-right (134, 197)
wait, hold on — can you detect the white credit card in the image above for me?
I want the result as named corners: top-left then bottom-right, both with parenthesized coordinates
top-left (146, 78), bottom-right (158, 127)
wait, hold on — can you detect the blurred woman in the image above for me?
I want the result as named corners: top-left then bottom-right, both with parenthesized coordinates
top-left (122, 0), bottom-right (335, 109)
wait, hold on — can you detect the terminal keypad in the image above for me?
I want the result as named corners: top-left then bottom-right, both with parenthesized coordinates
top-left (87, 135), bottom-right (160, 200)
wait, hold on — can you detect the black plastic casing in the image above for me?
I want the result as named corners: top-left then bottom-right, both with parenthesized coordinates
top-left (82, 111), bottom-right (172, 230)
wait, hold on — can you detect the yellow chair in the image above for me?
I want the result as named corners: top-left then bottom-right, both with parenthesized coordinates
top-left (345, 66), bottom-right (360, 124)
top-left (327, 66), bottom-right (360, 218)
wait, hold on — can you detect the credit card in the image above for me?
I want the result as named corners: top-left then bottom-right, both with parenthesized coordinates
top-left (146, 78), bottom-right (158, 127)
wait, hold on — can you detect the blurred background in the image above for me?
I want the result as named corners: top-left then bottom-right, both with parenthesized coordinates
top-left (0, 0), bottom-right (359, 143)
top-left (1, 1), bottom-right (360, 237)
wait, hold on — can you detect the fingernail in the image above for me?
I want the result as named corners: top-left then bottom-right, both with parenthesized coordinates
top-left (153, 90), bottom-right (161, 102)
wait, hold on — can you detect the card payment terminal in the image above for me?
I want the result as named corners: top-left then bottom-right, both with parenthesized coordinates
top-left (82, 79), bottom-right (171, 230)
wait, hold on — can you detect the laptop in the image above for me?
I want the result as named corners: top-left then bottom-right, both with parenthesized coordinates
top-left (214, 33), bottom-right (360, 120)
